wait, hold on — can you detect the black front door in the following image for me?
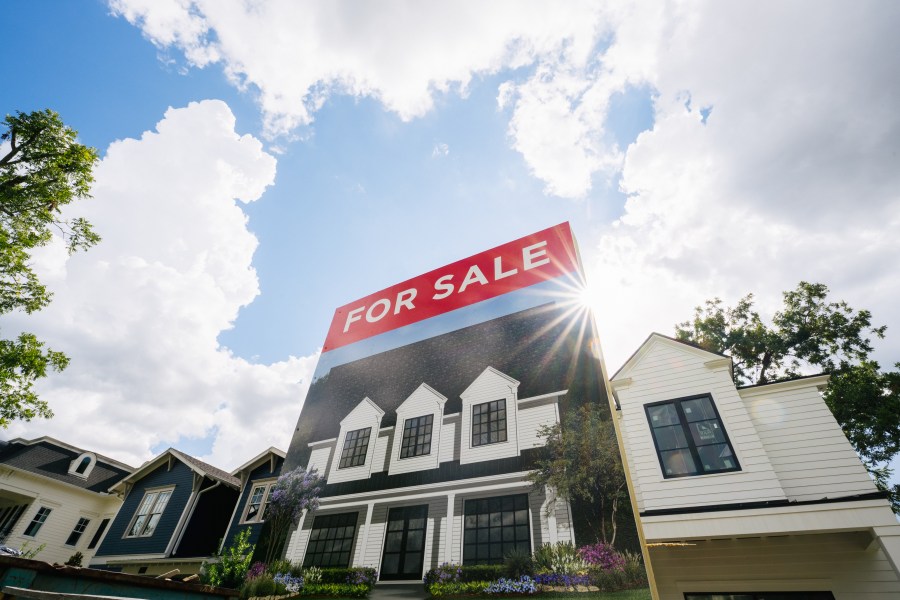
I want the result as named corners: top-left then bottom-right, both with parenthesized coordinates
top-left (380, 505), bottom-right (428, 580)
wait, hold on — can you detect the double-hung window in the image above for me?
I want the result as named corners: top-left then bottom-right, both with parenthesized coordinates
top-left (23, 507), bottom-right (51, 537)
top-left (66, 517), bottom-right (91, 546)
top-left (126, 488), bottom-right (173, 537)
top-left (645, 394), bottom-right (740, 478)
top-left (472, 399), bottom-right (507, 447)
top-left (241, 481), bottom-right (275, 523)
top-left (338, 427), bottom-right (371, 468)
top-left (400, 415), bottom-right (433, 458)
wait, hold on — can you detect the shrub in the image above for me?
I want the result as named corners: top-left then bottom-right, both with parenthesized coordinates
top-left (424, 563), bottom-right (504, 586)
top-left (423, 562), bottom-right (462, 586)
top-left (267, 558), bottom-right (293, 576)
top-left (273, 573), bottom-right (304, 593)
top-left (299, 582), bottom-right (369, 597)
top-left (588, 566), bottom-right (626, 592)
top-left (302, 566), bottom-right (323, 584)
top-left (346, 567), bottom-right (377, 589)
top-left (240, 573), bottom-right (277, 599)
top-left (533, 572), bottom-right (591, 588)
top-left (202, 528), bottom-right (255, 589)
top-left (246, 562), bottom-right (266, 579)
top-left (484, 576), bottom-right (536, 595)
top-left (579, 542), bottom-right (626, 572)
top-left (503, 547), bottom-right (533, 579)
top-left (64, 551), bottom-right (83, 567)
top-left (622, 550), bottom-right (648, 586)
top-left (427, 580), bottom-right (491, 597)
top-left (532, 542), bottom-right (587, 575)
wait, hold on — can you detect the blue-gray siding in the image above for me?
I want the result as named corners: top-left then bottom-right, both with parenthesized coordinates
top-left (94, 462), bottom-right (195, 557)
top-left (224, 457), bottom-right (283, 546)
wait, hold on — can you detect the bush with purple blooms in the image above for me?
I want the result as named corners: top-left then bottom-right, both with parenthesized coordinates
top-left (579, 541), bottom-right (626, 572)
top-left (261, 466), bottom-right (325, 564)
top-left (246, 561), bottom-right (266, 579)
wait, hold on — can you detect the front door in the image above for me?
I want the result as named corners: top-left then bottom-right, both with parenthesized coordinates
top-left (380, 505), bottom-right (428, 580)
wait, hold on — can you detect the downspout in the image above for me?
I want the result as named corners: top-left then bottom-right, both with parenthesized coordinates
top-left (168, 480), bottom-right (223, 557)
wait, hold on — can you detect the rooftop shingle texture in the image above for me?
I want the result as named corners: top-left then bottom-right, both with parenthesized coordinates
top-left (170, 450), bottom-right (240, 488)
top-left (284, 302), bottom-right (607, 470)
top-left (0, 440), bottom-right (132, 493)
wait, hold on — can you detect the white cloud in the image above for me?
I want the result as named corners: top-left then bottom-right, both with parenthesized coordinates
top-left (587, 2), bottom-right (900, 372)
top-left (6, 101), bottom-right (318, 470)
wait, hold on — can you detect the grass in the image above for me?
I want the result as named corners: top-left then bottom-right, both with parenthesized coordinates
top-left (542, 589), bottom-right (651, 600)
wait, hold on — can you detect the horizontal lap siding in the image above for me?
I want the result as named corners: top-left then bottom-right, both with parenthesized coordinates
top-left (225, 457), bottom-right (283, 546)
top-left (460, 370), bottom-right (519, 465)
top-left (649, 532), bottom-right (900, 600)
top-left (94, 461), bottom-right (195, 557)
top-left (616, 341), bottom-right (786, 513)
top-left (744, 386), bottom-right (877, 502)
top-left (440, 418), bottom-right (459, 463)
top-left (517, 401), bottom-right (557, 452)
top-left (373, 430), bottom-right (392, 474)
top-left (307, 445), bottom-right (333, 473)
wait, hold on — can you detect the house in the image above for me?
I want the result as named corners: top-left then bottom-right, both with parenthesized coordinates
top-left (0, 436), bottom-right (133, 565)
top-left (611, 333), bottom-right (900, 600)
top-left (90, 448), bottom-right (241, 576)
top-left (281, 301), bottom-right (616, 580)
top-left (222, 447), bottom-right (285, 549)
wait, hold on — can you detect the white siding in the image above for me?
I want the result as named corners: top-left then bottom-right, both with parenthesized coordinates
top-left (516, 398), bottom-right (558, 453)
top-left (614, 338), bottom-right (786, 512)
top-left (440, 416), bottom-right (460, 463)
top-left (327, 398), bottom-right (384, 485)
top-left (307, 444), bottom-right (334, 473)
top-left (0, 470), bottom-right (122, 565)
top-left (388, 384), bottom-right (446, 476)
top-left (459, 367), bottom-right (520, 465)
top-left (649, 532), bottom-right (900, 600)
top-left (372, 429), bottom-right (392, 474)
top-left (741, 381), bottom-right (877, 502)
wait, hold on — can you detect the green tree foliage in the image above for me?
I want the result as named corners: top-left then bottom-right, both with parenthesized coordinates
top-left (203, 528), bottom-right (255, 589)
top-left (0, 109), bottom-right (99, 426)
top-left (675, 282), bottom-right (900, 512)
top-left (529, 403), bottom-right (626, 545)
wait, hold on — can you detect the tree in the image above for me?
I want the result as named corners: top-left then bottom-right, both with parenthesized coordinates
top-left (0, 109), bottom-right (99, 426)
top-left (258, 466), bottom-right (325, 564)
top-left (675, 281), bottom-right (900, 512)
top-left (529, 402), bottom-right (627, 545)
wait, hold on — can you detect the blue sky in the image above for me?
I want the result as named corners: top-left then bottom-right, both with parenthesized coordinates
top-left (3, 1), bottom-right (899, 473)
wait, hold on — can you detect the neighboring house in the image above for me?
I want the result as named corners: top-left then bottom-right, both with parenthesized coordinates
top-left (611, 333), bottom-right (900, 600)
top-left (282, 303), bottom-right (612, 581)
top-left (222, 447), bottom-right (285, 548)
top-left (0, 436), bottom-right (133, 565)
top-left (90, 448), bottom-right (240, 576)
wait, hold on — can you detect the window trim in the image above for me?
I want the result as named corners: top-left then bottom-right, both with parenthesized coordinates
top-left (645, 393), bottom-right (741, 479)
top-left (23, 506), bottom-right (52, 538)
top-left (471, 399), bottom-right (508, 448)
top-left (124, 486), bottom-right (175, 538)
top-left (338, 427), bottom-right (372, 469)
top-left (65, 517), bottom-right (91, 547)
top-left (462, 494), bottom-right (531, 565)
top-left (68, 452), bottom-right (96, 479)
top-left (302, 512), bottom-right (358, 568)
top-left (399, 414), bottom-right (434, 459)
top-left (239, 479), bottom-right (276, 524)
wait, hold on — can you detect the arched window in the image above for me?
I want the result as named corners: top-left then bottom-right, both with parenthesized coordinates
top-left (75, 455), bottom-right (91, 474)
top-left (69, 453), bottom-right (96, 478)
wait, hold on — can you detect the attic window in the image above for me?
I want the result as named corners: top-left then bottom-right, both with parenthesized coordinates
top-left (69, 453), bottom-right (96, 478)
top-left (338, 427), bottom-right (371, 469)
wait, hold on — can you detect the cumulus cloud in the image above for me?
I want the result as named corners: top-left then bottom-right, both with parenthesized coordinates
top-left (587, 2), bottom-right (900, 370)
top-left (6, 101), bottom-right (318, 469)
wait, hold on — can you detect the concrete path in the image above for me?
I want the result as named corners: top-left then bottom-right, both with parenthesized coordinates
top-left (369, 583), bottom-right (428, 600)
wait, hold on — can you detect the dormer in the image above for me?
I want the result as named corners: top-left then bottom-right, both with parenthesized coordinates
top-left (388, 383), bottom-right (447, 476)
top-left (327, 397), bottom-right (385, 484)
top-left (68, 452), bottom-right (97, 479)
top-left (459, 366), bottom-right (520, 465)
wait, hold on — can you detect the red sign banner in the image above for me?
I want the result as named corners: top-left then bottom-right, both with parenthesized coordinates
top-left (323, 222), bottom-right (581, 352)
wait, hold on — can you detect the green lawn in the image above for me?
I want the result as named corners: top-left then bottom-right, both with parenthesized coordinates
top-left (542, 589), bottom-right (651, 600)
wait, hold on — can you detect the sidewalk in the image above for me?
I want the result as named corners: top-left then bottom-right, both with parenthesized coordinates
top-left (369, 583), bottom-right (428, 600)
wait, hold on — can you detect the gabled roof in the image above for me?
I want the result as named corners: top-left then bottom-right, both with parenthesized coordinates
top-left (230, 447), bottom-right (285, 477)
top-left (612, 332), bottom-right (732, 381)
top-left (0, 437), bottom-right (134, 493)
top-left (113, 448), bottom-right (240, 493)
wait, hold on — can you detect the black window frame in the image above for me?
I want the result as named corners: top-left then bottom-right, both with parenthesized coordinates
top-left (462, 494), bottom-right (530, 565)
top-left (23, 506), bottom-right (52, 537)
top-left (400, 414), bottom-right (434, 459)
top-left (338, 427), bottom-right (372, 469)
top-left (303, 512), bottom-right (358, 568)
top-left (87, 518), bottom-right (110, 549)
top-left (645, 393), bottom-right (741, 479)
top-left (471, 399), bottom-right (507, 447)
top-left (65, 517), bottom-right (91, 546)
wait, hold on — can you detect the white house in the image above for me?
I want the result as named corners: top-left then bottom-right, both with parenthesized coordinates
top-left (0, 436), bottom-right (133, 565)
top-left (611, 334), bottom-right (900, 600)
top-left (282, 303), bottom-right (606, 581)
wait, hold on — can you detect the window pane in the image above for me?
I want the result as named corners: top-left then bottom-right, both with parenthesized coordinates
top-left (339, 428), bottom-right (371, 468)
top-left (689, 420), bottom-right (726, 446)
top-left (462, 494), bottom-right (530, 565)
top-left (697, 443), bottom-right (738, 472)
top-left (652, 424), bottom-right (690, 451)
top-left (647, 403), bottom-right (679, 426)
top-left (660, 449), bottom-right (698, 476)
top-left (303, 512), bottom-right (358, 568)
top-left (681, 397), bottom-right (717, 422)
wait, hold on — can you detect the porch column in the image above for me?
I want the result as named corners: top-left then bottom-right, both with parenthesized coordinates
top-left (357, 501), bottom-right (376, 567)
top-left (443, 493), bottom-right (456, 563)
top-left (544, 486), bottom-right (558, 545)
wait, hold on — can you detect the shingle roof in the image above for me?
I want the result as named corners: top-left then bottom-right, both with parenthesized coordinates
top-left (0, 439), bottom-right (133, 493)
top-left (285, 302), bottom-right (608, 470)
top-left (170, 449), bottom-right (240, 488)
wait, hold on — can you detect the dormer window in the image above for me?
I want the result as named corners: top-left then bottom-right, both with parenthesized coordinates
top-left (400, 415), bottom-right (433, 458)
top-left (472, 399), bottom-right (507, 447)
top-left (338, 427), bottom-right (371, 469)
top-left (68, 453), bottom-right (96, 478)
